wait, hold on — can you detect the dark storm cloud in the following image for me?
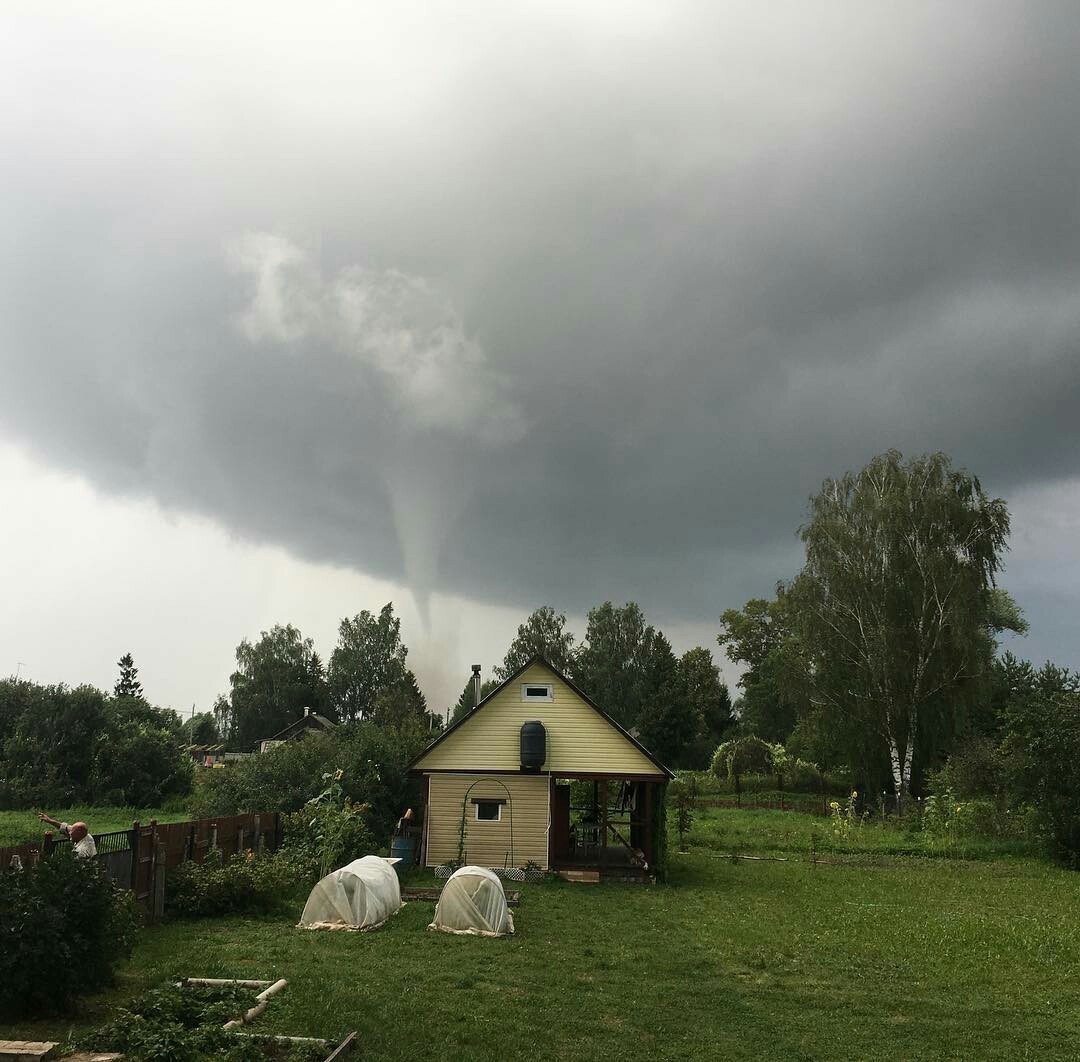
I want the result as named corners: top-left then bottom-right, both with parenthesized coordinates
top-left (2, 2), bottom-right (1079, 657)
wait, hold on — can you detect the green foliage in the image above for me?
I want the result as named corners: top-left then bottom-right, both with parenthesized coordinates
top-left (1002, 688), bottom-right (1080, 866)
top-left (328, 604), bottom-right (409, 723)
top-left (90, 696), bottom-right (194, 806)
top-left (718, 592), bottom-right (804, 744)
top-left (368, 668), bottom-right (430, 730)
top-left (0, 678), bottom-right (191, 809)
top-left (668, 775), bottom-right (697, 851)
top-left (493, 605), bottom-right (576, 680)
top-left (574, 601), bottom-right (656, 728)
top-left (711, 736), bottom-right (775, 780)
top-left (166, 849), bottom-right (305, 918)
top-left (0, 851), bottom-right (137, 1017)
top-left (223, 623), bottom-right (330, 750)
top-left (827, 791), bottom-right (864, 843)
top-left (114, 652), bottom-right (144, 698)
top-left (792, 450), bottom-right (1013, 800)
top-left (181, 711), bottom-right (220, 745)
top-left (448, 676), bottom-right (499, 724)
top-left (83, 983), bottom-right (322, 1061)
top-left (282, 769), bottom-right (378, 878)
top-left (633, 631), bottom-right (699, 768)
top-left (677, 647), bottom-right (733, 767)
top-left (190, 721), bottom-right (424, 842)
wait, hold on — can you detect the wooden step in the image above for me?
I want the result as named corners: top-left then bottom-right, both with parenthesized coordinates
top-left (558, 868), bottom-right (601, 883)
top-left (0, 1043), bottom-right (57, 1061)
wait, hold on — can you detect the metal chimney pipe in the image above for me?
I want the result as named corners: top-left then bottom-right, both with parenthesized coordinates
top-left (471, 664), bottom-right (482, 710)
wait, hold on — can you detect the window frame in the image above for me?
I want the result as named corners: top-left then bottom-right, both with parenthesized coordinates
top-left (474, 799), bottom-right (503, 823)
top-left (520, 682), bottom-right (554, 703)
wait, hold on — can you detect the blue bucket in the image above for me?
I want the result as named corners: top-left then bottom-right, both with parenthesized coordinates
top-left (390, 834), bottom-right (416, 867)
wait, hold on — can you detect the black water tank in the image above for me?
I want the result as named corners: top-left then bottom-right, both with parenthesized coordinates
top-left (520, 720), bottom-right (546, 770)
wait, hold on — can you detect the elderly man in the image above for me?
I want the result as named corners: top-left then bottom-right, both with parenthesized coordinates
top-left (38, 811), bottom-right (97, 858)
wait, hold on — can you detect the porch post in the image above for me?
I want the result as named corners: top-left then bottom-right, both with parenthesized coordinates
top-left (642, 782), bottom-right (655, 867)
top-left (599, 779), bottom-right (609, 853)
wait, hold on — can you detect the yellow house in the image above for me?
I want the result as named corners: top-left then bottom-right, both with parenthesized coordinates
top-left (410, 656), bottom-right (673, 880)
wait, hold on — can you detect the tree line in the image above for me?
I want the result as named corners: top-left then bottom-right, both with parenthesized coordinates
top-left (0, 655), bottom-right (191, 809)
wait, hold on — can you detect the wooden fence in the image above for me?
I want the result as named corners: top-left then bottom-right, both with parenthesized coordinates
top-left (0, 812), bottom-right (282, 919)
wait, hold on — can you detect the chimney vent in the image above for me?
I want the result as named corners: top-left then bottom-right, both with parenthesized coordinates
top-left (471, 664), bottom-right (482, 710)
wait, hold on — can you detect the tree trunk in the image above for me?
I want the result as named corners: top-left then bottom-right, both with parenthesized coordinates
top-left (887, 717), bottom-right (917, 816)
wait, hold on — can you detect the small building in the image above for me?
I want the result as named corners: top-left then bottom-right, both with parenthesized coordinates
top-left (410, 656), bottom-right (673, 880)
top-left (258, 707), bottom-right (336, 753)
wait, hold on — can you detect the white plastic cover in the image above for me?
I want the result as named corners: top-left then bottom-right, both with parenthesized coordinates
top-left (298, 855), bottom-right (403, 931)
top-left (429, 865), bottom-right (514, 937)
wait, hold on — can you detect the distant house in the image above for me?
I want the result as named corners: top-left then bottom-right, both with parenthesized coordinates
top-left (258, 707), bottom-right (336, 753)
top-left (409, 656), bottom-right (672, 881)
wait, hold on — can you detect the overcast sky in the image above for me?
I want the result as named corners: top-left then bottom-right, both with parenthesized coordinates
top-left (2, 2), bottom-right (1077, 715)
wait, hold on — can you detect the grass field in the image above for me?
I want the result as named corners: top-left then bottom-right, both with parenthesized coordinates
top-left (0, 805), bottom-right (191, 847)
top-left (8, 807), bottom-right (1080, 1060)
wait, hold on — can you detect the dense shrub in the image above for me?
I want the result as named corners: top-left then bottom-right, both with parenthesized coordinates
top-left (166, 850), bottom-right (306, 918)
top-left (0, 679), bottom-right (191, 809)
top-left (706, 739), bottom-right (846, 795)
top-left (711, 736), bottom-right (775, 780)
top-left (281, 772), bottom-right (379, 878)
top-left (1002, 690), bottom-right (1080, 866)
top-left (0, 852), bottom-right (138, 1017)
top-left (190, 721), bottom-right (424, 840)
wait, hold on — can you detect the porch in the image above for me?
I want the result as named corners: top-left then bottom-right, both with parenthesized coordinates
top-left (548, 775), bottom-right (664, 882)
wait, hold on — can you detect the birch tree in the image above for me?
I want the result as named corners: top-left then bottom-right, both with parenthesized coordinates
top-left (792, 451), bottom-right (1011, 807)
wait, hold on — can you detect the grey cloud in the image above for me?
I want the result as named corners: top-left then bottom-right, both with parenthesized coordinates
top-left (2, 2), bottom-right (1080, 663)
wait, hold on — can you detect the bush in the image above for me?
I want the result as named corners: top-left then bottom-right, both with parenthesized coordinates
top-left (190, 721), bottom-right (424, 842)
top-left (711, 736), bottom-right (774, 780)
top-left (0, 852), bottom-right (138, 1017)
top-left (166, 850), bottom-right (306, 918)
top-left (281, 773), bottom-right (379, 879)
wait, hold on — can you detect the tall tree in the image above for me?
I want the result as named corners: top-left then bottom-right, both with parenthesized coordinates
top-left (369, 668), bottom-right (429, 730)
top-left (717, 592), bottom-right (804, 743)
top-left (114, 653), bottom-right (143, 698)
top-left (574, 601), bottom-right (656, 727)
top-left (634, 631), bottom-right (697, 768)
top-left (227, 624), bottom-right (329, 749)
top-left (494, 606), bottom-right (576, 680)
top-left (791, 450), bottom-right (1011, 805)
top-left (678, 647), bottom-right (733, 765)
top-left (448, 675), bottom-right (499, 724)
top-left (181, 711), bottom-right (220, 745)
top-left (328, 604), bottom-right (409, 722)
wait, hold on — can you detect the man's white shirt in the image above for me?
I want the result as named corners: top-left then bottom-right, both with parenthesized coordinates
top-left (60, 822), bottom-right (97, 858)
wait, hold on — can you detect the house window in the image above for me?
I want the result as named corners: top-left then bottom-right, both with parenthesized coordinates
top-left (521, 683), bottom-right (554, 702)
top-left (475, 800), bottom-right (502, 822)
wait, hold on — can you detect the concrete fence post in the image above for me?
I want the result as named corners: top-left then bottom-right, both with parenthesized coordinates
top-left (254, 814), bottom-right (263, 855)
top-left (210, 822), bottom-right (218, 852)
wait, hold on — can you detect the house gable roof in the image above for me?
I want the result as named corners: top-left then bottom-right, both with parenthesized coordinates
top-left (409, 655), bottom-right (673, 779)
top-left (263, 711), bottom-right (336, 744)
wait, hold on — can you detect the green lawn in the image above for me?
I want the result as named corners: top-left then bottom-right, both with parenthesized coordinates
top-left (9, 809), bottom-right (1080, 1060)
top-left (687, 804), bottom-right (1039, 862)
top-left (0, 805), bottom-right (191, 847)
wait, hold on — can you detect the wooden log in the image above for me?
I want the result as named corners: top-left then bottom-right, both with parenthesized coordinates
top-left (324, 1032), bottom-right (358, 1060)
top-left (183, 978), bottom-right (273, 989)
top-left (221, 978), bottom-right (288, 1030)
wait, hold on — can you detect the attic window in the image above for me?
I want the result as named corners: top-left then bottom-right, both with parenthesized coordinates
top-left (521, 683), bottom-right (554, 702)
top-left (474, 800), bottom-right (502, 822)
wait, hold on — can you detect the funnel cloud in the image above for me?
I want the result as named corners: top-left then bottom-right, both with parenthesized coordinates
top-left (2, 2), bottom-right (1080, 695)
